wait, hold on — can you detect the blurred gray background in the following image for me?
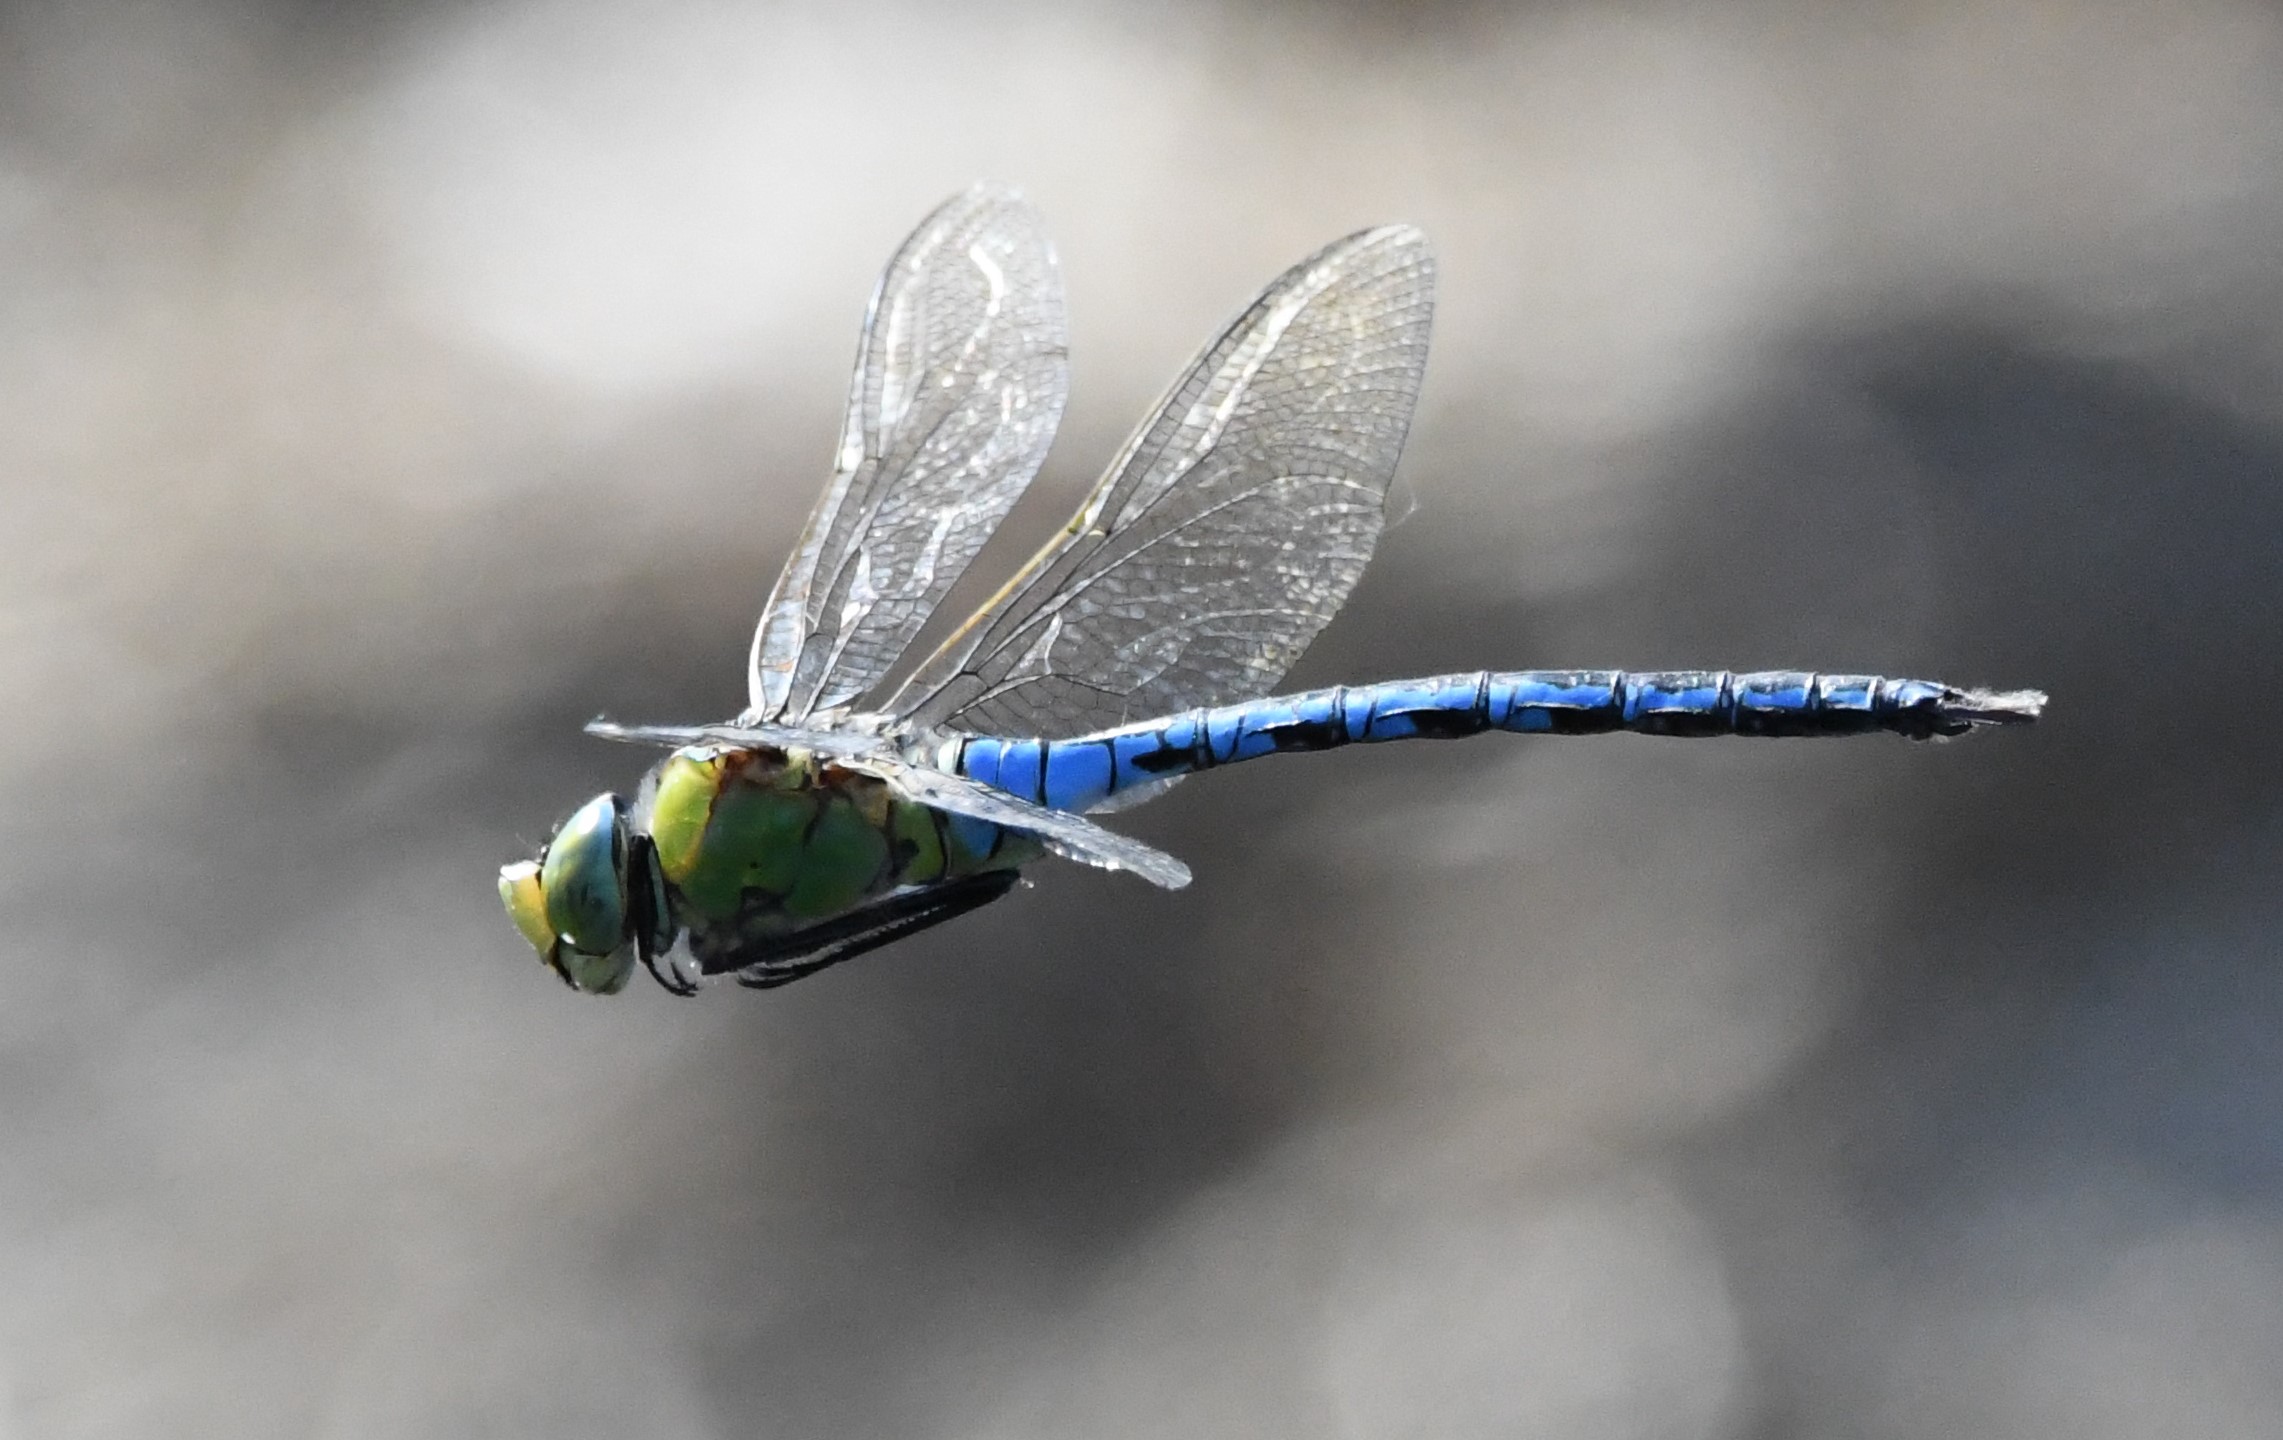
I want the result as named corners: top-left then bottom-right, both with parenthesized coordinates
top-left (6, 0), bottom-right (2281, 1435)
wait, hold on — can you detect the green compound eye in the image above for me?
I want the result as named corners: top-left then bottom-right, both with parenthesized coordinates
top-left (540, 794), bottom-right (630, 958)
top-left (498, 793), bottom-right (643, 997)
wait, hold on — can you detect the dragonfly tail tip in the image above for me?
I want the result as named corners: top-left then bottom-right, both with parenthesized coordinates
top-left (1945, 686), bottom-right (2047, 727)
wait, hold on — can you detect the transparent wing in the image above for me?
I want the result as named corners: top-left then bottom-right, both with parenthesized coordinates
top-left (872, 759), bottom-right (1192, 889)
top-left (748, 184), bottom-right (1070, 722)
top-left (883, 224), bottom-right (1434, 738)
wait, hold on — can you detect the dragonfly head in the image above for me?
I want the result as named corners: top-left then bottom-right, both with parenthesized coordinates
top-left (498, 792), bottom-right (667, 995)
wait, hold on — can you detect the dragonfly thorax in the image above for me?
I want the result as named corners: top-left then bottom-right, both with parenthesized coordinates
top-left (610, 744), bottom-right (1037, 988)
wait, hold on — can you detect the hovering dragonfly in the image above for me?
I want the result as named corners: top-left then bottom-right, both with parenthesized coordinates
top-left (498, 184), bottom-right (2044, 996)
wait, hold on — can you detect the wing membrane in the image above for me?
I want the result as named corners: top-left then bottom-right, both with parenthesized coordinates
top-left (884, 225), bottom-right (1434, 737)
top-left (585, 718), bottom-right (888, 762)
top-left (874, 759), bottom-right (1192, 888)
top-left (749, 185), bottom-right (1070, 721)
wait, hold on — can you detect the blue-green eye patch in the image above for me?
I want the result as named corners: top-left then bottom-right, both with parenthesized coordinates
top-left (540, 793), bottom-right (631, 957)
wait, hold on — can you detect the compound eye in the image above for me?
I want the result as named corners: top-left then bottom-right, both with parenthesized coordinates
top-left (540, 794), bottom-right (631, 957)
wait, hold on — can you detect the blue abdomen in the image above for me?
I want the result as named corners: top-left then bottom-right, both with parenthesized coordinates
top-left (955, 669), bottom-right (2044, 813)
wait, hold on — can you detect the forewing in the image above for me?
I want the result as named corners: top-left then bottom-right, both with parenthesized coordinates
top-left (884, 224), bottom-right (1434, 738)
top-left (749, 185), bottom-right (1070, 721)
top-left (585, 718), bottom-right (888, 763)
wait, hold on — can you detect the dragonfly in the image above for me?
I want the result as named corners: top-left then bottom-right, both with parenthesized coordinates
top-left (498, 183), bottom-right (2045, 997)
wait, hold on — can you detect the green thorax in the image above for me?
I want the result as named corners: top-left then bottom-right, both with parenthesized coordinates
top-left (640, 744), bottom-right (1040, 957)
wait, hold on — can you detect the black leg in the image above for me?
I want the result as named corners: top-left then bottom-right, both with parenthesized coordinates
top-left (719, 871), bottom-right (1023, 990)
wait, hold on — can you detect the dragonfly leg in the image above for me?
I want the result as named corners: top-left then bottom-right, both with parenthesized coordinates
top-left (640, 941), bottom-right (705, 998)
top-left (713, 870), bottom-right (1024, 990)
